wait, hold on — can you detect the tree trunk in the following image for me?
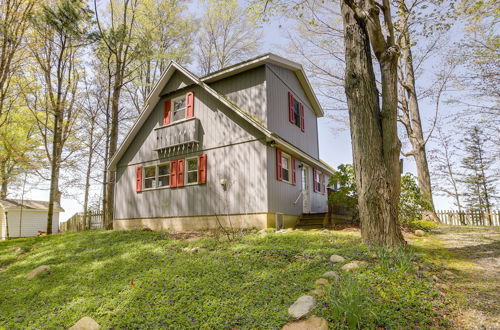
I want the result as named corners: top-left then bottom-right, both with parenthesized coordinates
top-left (0, 162), bottom-right (7, 199)
top-left (341, 0), bottom-right (405, 247)
top-left (398, 22), bottom-right (440, 222)
top-left (83, 117), bottom-right (95, 230)
top-left (47, 110), bottom-right (63, 234)
top-left (103, 69), bottom-right (122, 230)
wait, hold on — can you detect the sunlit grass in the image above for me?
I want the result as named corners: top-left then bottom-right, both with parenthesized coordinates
top-left (1, 229), bottom-right (451, 328)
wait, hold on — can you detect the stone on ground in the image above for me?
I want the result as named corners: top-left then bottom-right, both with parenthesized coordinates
top-left (414, 230), bottom-right (425, 237)
top-left (321, 271), bottom-right (339, 281)
top-left (25, 265), bottom-right (51, 279)
top-left (288, 295), bottom-right (316, 319)
top-left (309, 288), bottom-right (325, 297)
top-left (10, 247), bottom-right (24, 253)
top-left (69, 317), bottom-right (100, 330)
top-left (329, 254), bottom-right (345, 263)
top-left (414, 253), bottom-right (426, 258)
top-left (314, 278), bottom-right (329, 286)
top-left (341, 261), bottom-right (365, 272)
top-left (282, 316), bottom-right (328, 330)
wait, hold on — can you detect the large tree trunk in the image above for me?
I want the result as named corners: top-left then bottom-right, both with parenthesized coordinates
top-left (0, 162), bottom-right (8, 199)
top-left (83, 117), bottom-right (96, 229)
top-left (398, 20), bottom-right (440, 222)
top-left (341, 0), bottom-right (405, 247)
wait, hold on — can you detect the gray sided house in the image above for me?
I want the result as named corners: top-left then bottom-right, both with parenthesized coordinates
top-left (109, 54), bottom-right (334, 231)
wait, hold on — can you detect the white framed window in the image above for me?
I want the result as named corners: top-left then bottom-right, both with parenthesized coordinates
top-left (144, 166), bottom-right (156, 189)
top-left (186, 157), bottom-right (198, 184)
top-left (158, 163), bottom-right (170, 188)
top-left (281, 152), bottom-right (292, 183)
top-left (172, 96), bottom-right (186, 122)
top-left (314, 169), bottom-right (320, 192)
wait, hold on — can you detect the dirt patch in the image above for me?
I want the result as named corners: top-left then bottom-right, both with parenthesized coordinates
top-left (411, 226), bottom-right (500, 329)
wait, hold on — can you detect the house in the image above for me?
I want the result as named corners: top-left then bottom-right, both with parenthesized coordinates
top-left (108, 53), bottom-right (334, 231)
top-left (0, 199), bottom-right (63, 239)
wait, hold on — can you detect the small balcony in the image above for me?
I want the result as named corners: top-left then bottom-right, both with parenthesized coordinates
top-left (154, 118), bottom-right (201, 154)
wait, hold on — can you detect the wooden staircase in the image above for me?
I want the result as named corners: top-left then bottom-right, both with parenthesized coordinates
top-left (295, 213), bottom-right (327, 229)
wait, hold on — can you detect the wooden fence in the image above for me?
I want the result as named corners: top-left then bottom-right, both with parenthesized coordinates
top-left (60, 211), bottom-right (103, 233)
top-left (437, 210), bottom-right (500, 226)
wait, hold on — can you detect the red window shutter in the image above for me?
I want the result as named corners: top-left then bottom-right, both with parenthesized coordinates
top-left (300, 103), bottom-right (305, 132)
top-left (292, 157), bottom-right (296, 185)
top-left (186, 92), bottom-right (195, 118)
top-left (276, 149), bottom-right (282, 181)
top-left (177, 158), bottom-right (185, 187)
top-left (313, 168), bottom-right (317, 192)
top-left (171, 160), bottom-right (178, 187)
top-left (136, 166), bottom-right (142, 192)
top-left (163, 99), bottom-right (171, 125)
top-left (288, 92), bottom-right (294, 123)
top-left (321, 173), bottom-right (325, 194)
top-left (198, 154), bottom-right (207, 184)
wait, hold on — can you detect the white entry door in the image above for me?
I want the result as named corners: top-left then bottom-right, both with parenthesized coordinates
top-left (302, 165), bottom-right (311, 213)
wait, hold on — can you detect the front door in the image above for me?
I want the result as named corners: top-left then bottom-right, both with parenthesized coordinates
top-left (302, 165), bottom-right (311, 213)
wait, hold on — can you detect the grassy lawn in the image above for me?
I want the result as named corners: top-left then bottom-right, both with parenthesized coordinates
top-left (0, 229), bottom-right (451, 329)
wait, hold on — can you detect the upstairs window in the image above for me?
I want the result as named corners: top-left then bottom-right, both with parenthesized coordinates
top-left (158, 163), bottom-right (170, 188)
top-left (144, 166), bottom-right (156, 189)
top-left (172, 96), bottom-right (186, 122)
top-left (288, 92), bottom-right (305, 132)
top-left (293, 99), bottom-right (301, 128)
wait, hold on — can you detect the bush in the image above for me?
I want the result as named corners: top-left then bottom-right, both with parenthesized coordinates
top-left (399, 173), bottom-right (432, 226)
top-left (409, 220), bottom-right (439, 232)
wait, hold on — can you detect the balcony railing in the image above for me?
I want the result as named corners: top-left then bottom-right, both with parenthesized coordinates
top-left (154, 117), bottom-right (201, 153)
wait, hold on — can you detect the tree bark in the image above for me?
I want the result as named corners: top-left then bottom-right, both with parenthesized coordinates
top-left (341, 0), bottom-right (405, 247)
top-left (397, 17), bottom-right (440, 222)
top-left (47, 110), bottom-right (63, 235)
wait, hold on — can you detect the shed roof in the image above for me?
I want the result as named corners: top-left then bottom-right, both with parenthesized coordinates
top-left (0, 199), bottom-right (65, 212)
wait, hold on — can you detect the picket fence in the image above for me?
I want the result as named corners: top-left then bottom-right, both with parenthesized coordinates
top-left (59, 211), bottom-right (103, 233)
top-left (437, 210), bottom-right (500, 226)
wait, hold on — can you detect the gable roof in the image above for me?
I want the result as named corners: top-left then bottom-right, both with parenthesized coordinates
top-left (201, 53), bottom-right (324, 117)
top-left (0, 199), bottom-right (65, 212)
top-left (108, 58), bottom-right (333, 175)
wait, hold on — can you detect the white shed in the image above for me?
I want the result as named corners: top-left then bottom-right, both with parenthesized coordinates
top-left (0, 199), bottom-right (64, 239)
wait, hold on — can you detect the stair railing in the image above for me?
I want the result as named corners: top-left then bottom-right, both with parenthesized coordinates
top-left (293, 191), bottom-right (303, 205)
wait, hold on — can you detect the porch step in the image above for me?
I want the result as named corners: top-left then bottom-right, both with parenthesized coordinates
top-left (295, 213), bottom-right (327, 229)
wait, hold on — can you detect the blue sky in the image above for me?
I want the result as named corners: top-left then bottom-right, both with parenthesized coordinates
top-left (21, 1), bottom-right (460, 221)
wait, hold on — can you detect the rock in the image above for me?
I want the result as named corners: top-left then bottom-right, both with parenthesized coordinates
top-left (25, 265), bottom-right (51, 279)
top-left (341, 261), bottom-right (365, 272)
top-left (321, 271), bottom-right (339, 281)
top-left (288, 295), bottom-right (316, 319)
top-left (309, 289), bottom-right (325, 297)
top-left (314, 278), bottom-right (329, 286)
top-left (321, 229), bottom-right (329, 234)
top-left (276, 229), bottom-right (287, 234)
top-left (258, 229), bottom-right (267, 234)
top-left (414, 230), bottom-right (425, 237)
top-left (10, 247), bottom-right (24, 253)
top-left (329, 254), bottom-right (345, 263)
top-left (414, 253), bottom-right (426, 258)
top-left (69, 317), bottom-right (100, 330)
top-left (282, 316), bottom-right (328, 330)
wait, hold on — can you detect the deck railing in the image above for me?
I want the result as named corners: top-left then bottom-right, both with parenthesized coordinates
top-left (436, 210), bottom-right (500, 226)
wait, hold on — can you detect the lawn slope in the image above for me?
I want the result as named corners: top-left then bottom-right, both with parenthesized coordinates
top-left (0, 230), bottom-right (450, 329)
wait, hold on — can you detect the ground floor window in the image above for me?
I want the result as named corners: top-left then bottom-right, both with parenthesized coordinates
top-left (186, 157), bottom-right (198, 184)
top-left (281, 152), bottom-right (291, 183)
top-left (158, 163), bottom-right (170, 187)
top-left (144, 166), bottom-right (156, 189)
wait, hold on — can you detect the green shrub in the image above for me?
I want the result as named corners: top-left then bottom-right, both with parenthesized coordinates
top-left (399, 173), bottom-right (432, 225)
top-left (409, 220), bottom-right (439, 232)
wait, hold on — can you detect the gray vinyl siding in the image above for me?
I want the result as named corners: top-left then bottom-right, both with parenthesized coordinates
top-left (266, 64), bottom-right (320, 159)
top-left (161, 71), bottom-right (193, 96)
top-left (266, 146), bottom-right (302, 215)
top-left (207, 66), bottom-right (267, 126)
top-left (267, 146), bottom-right (329, 215)
top-left (115, 71), bottom-right (268, 219)
top-left (115, 141), bottom-right (268, 219)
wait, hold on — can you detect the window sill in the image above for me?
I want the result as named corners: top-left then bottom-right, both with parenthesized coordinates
top-left (155, 117), bottom-right (196, 130)
top-left (139, 184), bottom-right (200, 192)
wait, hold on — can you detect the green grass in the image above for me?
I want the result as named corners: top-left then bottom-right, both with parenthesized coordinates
top-left (0, 230), bottom-right (450, 329)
